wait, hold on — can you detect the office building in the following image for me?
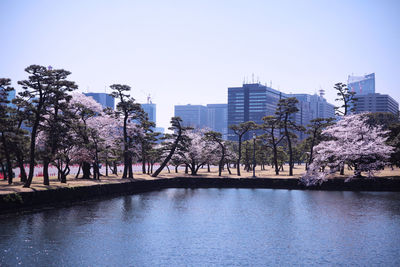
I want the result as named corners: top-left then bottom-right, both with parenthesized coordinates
top-left (348, 73), bottom-right (375, 95)
top-left (354, 93), bottom-right (399, 115)
top-left (207, 104), bottom-right (228, 139)
top-left (227, 83), bottom-right (337, 141)
top-left (289, 91), bottom-right (336, 139)
top-left (289, 92), bottom-right (335, 120)
top-left (175, 104), bottom-right (208, 129)
top-left (227, 83), bottom-right (286, 141)
top-left (84, 93), bottom-right (114, 109)
top-left (141, 103), bottom-right (156, 124)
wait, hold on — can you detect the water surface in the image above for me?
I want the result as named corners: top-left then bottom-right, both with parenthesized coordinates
top-left (1, 189), bottom-right (400, 266)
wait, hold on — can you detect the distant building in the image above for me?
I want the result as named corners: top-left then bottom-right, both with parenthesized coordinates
top-left (227, 83), bottom-right (285, 141)
top-left (354, 93), bottom-right (399, 116)
top-left (174, 104), bottom-right (208, 129)
top-left (141, 103), bottom-right (156, 124)
top-left (207, 104), bottom-right (228, 139)
top-left (289, 92), bottom-right (336, 139)
top-left (84, 93), bottom-right (114, 109)
top-left (227, 83), bottom-right (337, 141)
top-left (289, 92), bottom-right (336, 120)
top-left (348, 73), bottom-right (375, 95)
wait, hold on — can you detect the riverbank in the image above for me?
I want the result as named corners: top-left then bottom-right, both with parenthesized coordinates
top-left (1, 174), bottom-right (400, 214)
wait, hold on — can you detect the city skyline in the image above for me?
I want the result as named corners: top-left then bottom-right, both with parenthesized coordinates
top-left (1, 0), bottom-right (399, 130)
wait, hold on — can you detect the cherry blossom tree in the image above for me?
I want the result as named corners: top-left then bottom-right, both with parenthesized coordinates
top-left (176, 129), bottom-right (216, 175)
top-left (301, 113), bottom-right (394, 186)
top-left (69, 93), bottom-right (104, 179)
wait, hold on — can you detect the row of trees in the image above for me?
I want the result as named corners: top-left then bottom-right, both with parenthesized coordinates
top-left (1, 66), bottom-right (399, 188)
top-left (0, 65), bottom-right (159, 187)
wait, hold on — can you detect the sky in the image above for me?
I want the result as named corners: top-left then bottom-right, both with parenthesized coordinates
top-left (1, 0), bottom-right (399, 130)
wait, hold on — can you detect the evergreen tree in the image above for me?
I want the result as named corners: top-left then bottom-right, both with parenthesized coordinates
top-left (152, 117), bottom-right (188, 177)
top-left (110, 84), bottom-right (143, 179)
top-left (0, 78), bottom-right (16, 184)
top-left (276, 97), bottom-right (305, 176)
top-left (229, 121), bottom-right (257, 176)
top-left (334, 82), bottom-right (357, 116)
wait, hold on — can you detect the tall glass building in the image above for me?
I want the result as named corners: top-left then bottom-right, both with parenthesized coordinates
top-left (174, 104), bottom-right (208, 129)
top-left (227, 83), bottom-right (285, 141)
top-left (348, 73), bottom-right (375, 95)
top-left (207, 104), bottom-right (228, 139)
top-left (141, 103), bottom-right (156, 124)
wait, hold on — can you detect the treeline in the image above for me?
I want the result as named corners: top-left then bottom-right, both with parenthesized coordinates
top-left (1, 66), bottom-right (399, 187)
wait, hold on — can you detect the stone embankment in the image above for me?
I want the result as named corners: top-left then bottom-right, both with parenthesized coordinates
top-left (1, 177), bottom-right (400, 214)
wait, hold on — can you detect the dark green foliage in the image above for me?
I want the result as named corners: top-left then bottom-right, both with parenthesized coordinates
top-left (365, 112), bottom-right (399, 129)
top-left (388, 123), bottom-right (400, 167)
top-left (0, 78), bottom-right (16, 184)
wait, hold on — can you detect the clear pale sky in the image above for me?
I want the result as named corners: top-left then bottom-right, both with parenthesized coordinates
top-left (1, 0), bottom-right (399, 129)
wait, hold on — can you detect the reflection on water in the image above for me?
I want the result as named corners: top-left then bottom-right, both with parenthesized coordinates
top-left (1, 189), bottom-right (400, 266)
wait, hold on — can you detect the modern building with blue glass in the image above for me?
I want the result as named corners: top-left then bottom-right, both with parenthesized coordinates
top-left (141, 103), bottom-right (156, 124)
top-left (207, 104), bottom-right (228, 139)
top-left (84, 93), bottom-right (114, 109)
top-left (227, 83), bottom-right (336, 141)
top-left (348, 73), bottom-right (375, 95)
top-left (227, 83), bottom-right (286, 141)
top-left (174, 104), bottom-right (208, 129)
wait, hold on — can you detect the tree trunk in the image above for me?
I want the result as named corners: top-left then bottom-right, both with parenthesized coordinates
top-left (1, 132), bottom-right (13, 185)
top-left (105, 159), bottom-right (108, 177)
top-left (190, 161), bottom-right (197, 175)
top-left (123, 152), bottom-right (129, 178)
top-left (152, 126), bottom-right (182, 177)
top-left (24, 108), bottom-right (42, 188)
top-left (57, 160), bottom-right (61, 181)
top-left (284, 117), bottom-right (294, 176)
top-left (175, 165), bottom-right (179, 173)
top-left (237, 137), bottom-right (242, 176)
top-left (75, 163), bottom-right (81, 179)
top-left (92, 162), bottom-right (98, 180)
top-left (142, 155), bottom-right (146, 174)
top-left (128, 157), bottom-right (133, 179)
top-left (207, 164), bottom-right (210, 172)
top-left (113, 161), bottom-right (118, 175)
top-left (43, 160), bottom-right (50, 185)
top-left (16, 152), bottom-right (27, 182)
top-left (226, 163), bottom-right (231, 175)
top-left (218, 144), bottom-right (225, 177)
top-left (82, 162), bottom-right (91, 179)
top-left (340, 163), bottom-right (345, 175)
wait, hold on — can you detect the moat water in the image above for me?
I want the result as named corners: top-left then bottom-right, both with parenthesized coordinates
top-left (1, 189), bottom-right (400, 266)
